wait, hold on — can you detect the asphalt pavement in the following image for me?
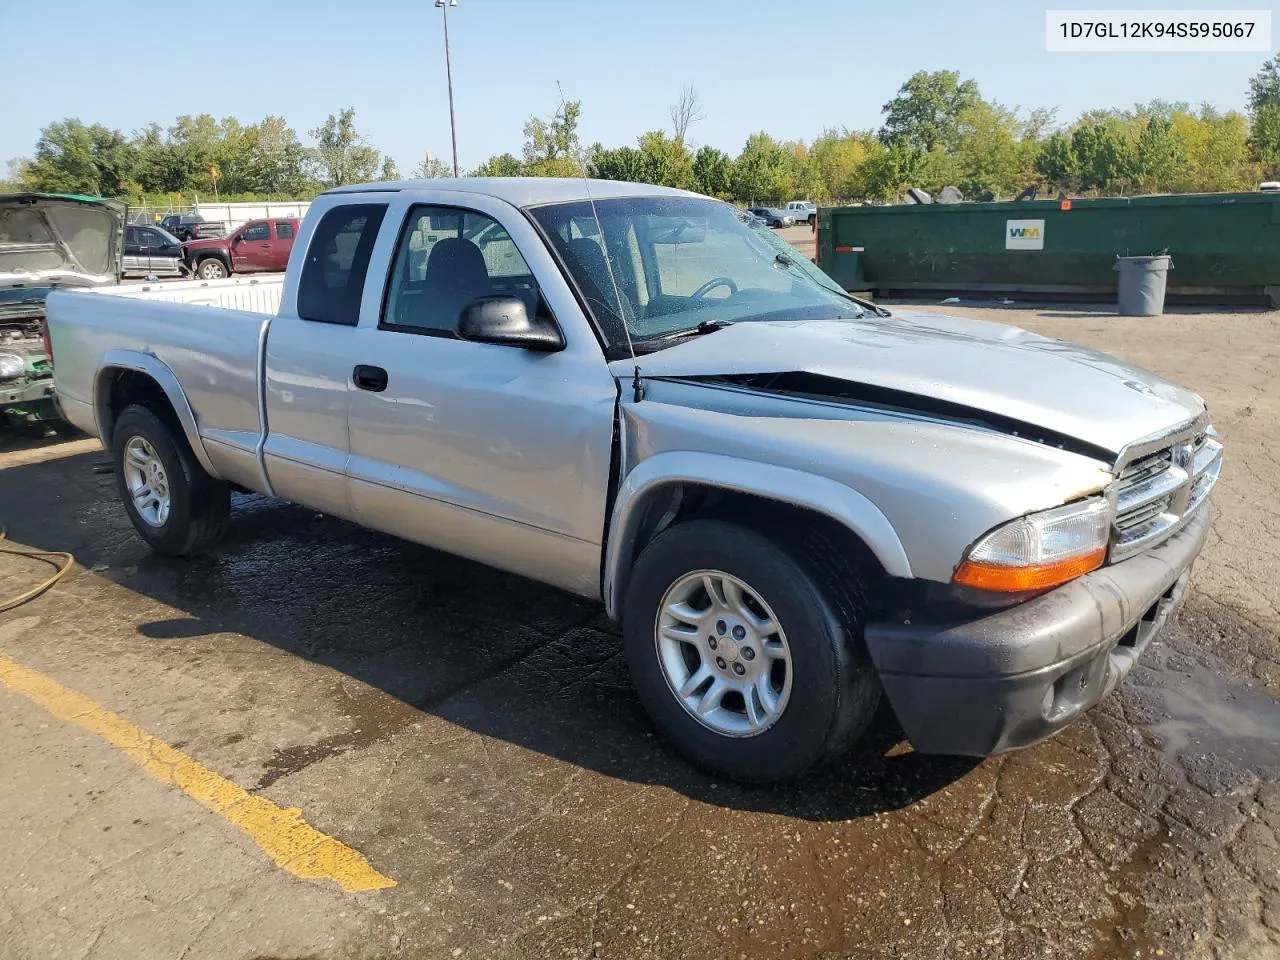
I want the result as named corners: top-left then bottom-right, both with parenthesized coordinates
top-left (0, 303), bottom-right (1278, 960)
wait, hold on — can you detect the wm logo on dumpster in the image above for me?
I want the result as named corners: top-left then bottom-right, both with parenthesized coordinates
top-left (1006, 219), bottom-right (1045, 250)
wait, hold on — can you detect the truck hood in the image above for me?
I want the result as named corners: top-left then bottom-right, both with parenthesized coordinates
top-left (0, 194), bottom-right (125, 294)
top-left (613, 312), bottom-right (1206, 458)
top-left (182, 236), bottom-right (227, 252)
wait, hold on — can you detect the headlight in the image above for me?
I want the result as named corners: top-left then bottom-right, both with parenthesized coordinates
top-left (954, 498), bottom-right (1111, 593)
top-left (0, 352), bottom-right (24, 382)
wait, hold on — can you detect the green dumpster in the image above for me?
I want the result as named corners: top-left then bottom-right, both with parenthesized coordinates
top-left (817, 191), bottom-right (1280, 306)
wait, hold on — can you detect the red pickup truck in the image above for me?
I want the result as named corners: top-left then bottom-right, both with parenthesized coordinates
top-left (183, 218), bottom-right (298, 280)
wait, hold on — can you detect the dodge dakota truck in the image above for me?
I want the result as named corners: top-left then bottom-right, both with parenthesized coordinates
top-left (47, 178), bottom-right (1222, 782)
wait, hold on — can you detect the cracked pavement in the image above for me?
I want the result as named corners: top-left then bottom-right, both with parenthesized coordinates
top-left (1, 304), bottom-right (1278, 959)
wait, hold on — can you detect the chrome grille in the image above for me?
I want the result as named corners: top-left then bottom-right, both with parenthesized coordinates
top-left (1111, 427), bottom-right (1222, 561)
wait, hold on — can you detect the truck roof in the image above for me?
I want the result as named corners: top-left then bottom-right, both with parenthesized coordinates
top-left (321, 177), bottom-right (703, 208)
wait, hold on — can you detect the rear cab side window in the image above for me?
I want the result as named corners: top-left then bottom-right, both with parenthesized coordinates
top-left (297, 203), bottom-right (388, 326)
top-left (276, 221), bottom-right (295, 239)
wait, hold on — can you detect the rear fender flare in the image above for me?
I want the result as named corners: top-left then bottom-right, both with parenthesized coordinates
top-left (94, 349), bottom-right (220, 479)
top-left (603, 451), bottom-right (913, 619)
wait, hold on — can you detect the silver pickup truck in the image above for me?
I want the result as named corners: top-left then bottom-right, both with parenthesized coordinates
top-left (48, 178), bottom-right (1221, 782)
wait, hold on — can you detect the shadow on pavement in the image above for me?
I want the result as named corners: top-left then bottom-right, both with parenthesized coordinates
top-left (3, 446), bottom-right (979, 822)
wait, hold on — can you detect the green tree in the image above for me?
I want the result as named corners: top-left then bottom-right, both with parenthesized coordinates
top-left (165, 114), bottom-right (225, 194)
top-left (1, 158), bottom-right (26, 192)
top-left (588, 144), bottom-right (645, 182)
top-left (470, 153), bottom-right (524, 177)
top-left (636, 131), bottom-right (693, 188)
top-left (1248, 53), bottom-right (1280, 113)
top-left (859, 140), bottom-right (925, 200)
top-left (588, 132), bottom-right (692, 188)
top-left (23, 119), bottom-right (136, 195)
top-left (309, 108), bottom-right (380, 187)
top-left (522, 99), bottom-right (585, 177)
top-left (879, 70), bottom-right (982, 152)
top-left (731, 132), bottom-right (794, 202)
top-left (1178, 107), bottom-right (1252, 192)
top-left (1247, 54), bottom-right (1280, 168)
top-left (413, 155), bottom-right (451, 178)
top-left (1251, 103), bottom-right (1280, 171)
top-left (808, 128), bottom-right (872, 202)
top-left (1035, 132), bottom-right (1078, 189)
top-left (379, 157), bottom-right (400, 181)
top-left (1071, 122), bottom-right (1134, 192)
top-left (1133, 116), bottom-right (1187, 192)
top-left (241, 116), bottom-right (309, 195)
top-left (691, 145), bottom-right (734, 198)
top-left (952, 101), bottom-right (1021, 198)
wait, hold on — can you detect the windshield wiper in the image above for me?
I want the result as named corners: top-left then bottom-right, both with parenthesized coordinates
top-left (641, 319), bottom-right (734, 344)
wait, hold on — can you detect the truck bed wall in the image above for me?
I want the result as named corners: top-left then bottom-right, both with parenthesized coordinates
top-left (91, 276), bottom-right (283, 314)
top-left (47, 290), bottom-right (269, 490)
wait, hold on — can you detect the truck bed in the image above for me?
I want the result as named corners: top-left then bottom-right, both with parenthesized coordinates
top-left (47, 285), bottom-right (271, 492)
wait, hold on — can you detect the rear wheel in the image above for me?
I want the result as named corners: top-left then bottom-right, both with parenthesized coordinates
top-left (623, 519), bottom-right (881, 782)
top-left (112, 404), bottom-right (230, 556)
top-left (197, 257), bottom-right (227, 280)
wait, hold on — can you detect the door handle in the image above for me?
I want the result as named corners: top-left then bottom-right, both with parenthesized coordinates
top-left (352, 364), bottom-right (388, 392)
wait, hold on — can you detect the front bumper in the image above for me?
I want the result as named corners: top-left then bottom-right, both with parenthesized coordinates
top-left (864, 507), bottom-right (1210, 756)
top-left (0, 376), bottom-right (58, 421)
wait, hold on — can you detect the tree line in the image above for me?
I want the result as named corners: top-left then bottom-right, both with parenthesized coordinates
top-left (9, 56), bottom-right (1280, 207)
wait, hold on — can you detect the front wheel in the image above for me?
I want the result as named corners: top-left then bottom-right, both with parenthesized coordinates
top-left (197, 257), bottom-right (228, 280)
top-left (623, 519), bottom-right (881, 782)
top-left (112, 404), bottom-right (230, 556)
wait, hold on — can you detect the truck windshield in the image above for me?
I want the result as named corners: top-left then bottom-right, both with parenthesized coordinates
top-left (529, 196), bottom-right (867, 353)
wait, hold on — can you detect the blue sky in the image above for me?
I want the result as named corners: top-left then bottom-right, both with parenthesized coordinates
top-left (2, 0), bottom-right (1277, 174)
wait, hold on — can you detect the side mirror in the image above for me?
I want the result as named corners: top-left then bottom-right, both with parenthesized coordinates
top-left (458, 296), bottom-right (565, 352)
top-left (231, 234), bottom-right (243, 246)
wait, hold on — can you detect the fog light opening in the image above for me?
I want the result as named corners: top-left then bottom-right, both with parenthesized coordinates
top-left (1116, 622), bottom-right (1141, 649)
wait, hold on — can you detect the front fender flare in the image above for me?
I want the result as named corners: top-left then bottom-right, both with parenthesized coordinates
top-left (94, 349), bottom-right (221, 479)
top-left (603, 451), bottom-right (913, 619)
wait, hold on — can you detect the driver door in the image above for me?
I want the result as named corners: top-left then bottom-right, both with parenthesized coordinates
top-left (230, 221), bottom-right (273, 272)
top-left (344, 198), bottom-right (617, 596)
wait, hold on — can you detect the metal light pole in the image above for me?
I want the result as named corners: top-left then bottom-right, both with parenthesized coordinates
top-left (435, 0), bottom-right (460, 177)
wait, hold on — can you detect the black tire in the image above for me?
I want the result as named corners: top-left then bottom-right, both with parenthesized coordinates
top-left (622, 519), bottom-right (881, 783)
top-left (112, 403), bottom-right (230, 556)
top-left (196, 257), bottom-right (228, 280)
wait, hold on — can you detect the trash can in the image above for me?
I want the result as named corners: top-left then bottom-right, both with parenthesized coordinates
top-left (1115, 255), bottom-right (1173, 316)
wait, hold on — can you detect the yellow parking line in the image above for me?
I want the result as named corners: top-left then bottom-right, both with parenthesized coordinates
top-left (0, 651), bottom-right (395, 893)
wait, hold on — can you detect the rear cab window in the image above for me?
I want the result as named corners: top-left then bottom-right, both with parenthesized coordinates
top-left (275, 221), bottom-right (295, 240)
top-left (297, 203), bottom-right (388, 326)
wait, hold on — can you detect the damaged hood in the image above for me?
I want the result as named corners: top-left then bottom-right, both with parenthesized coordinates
top-left (0, 194), bottom-right (125, 295)
top-left (614, 312), bottom-right (1205, 457)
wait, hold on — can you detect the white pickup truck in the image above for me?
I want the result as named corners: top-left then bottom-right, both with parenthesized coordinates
top-left (48, 178), bottom-right (1221, 782)
top-left (785, 200), bottom-right (818, 224)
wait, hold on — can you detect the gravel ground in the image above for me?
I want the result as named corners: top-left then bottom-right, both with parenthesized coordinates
top-left (0, 302), bottom-right (1277, 960)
